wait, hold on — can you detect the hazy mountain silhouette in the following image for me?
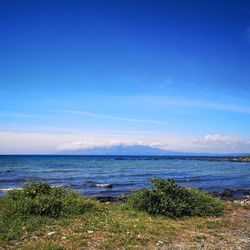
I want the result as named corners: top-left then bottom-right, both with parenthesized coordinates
top-left (59, 145), bottom-right (175, 155)
top-left (58, 145), bottom-right (246, 156)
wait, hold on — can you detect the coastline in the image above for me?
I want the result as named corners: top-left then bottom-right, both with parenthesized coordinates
top-left (1, 184), bottom-right (249, 205)
top-left (1, 155), bottom-right (250, 200)
top-left (94, 188), bottom-right (250, 204)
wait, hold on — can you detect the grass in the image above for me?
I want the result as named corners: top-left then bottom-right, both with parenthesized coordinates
top-left (0, 181), bottom-right (249, 249)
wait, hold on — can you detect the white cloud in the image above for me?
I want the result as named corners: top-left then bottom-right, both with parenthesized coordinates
top-left (193, 134), bottom-right (242, 145)
top-left (192, 134), bottom-right (250, 153)
top-left (0, 131), bottom-right (180, 154)
top-left (57, 139), bottom-right (169, 151)
top-left (0, 131), bottom-right (250, 154)
top-left (56, 109), bottom-right (168, 125)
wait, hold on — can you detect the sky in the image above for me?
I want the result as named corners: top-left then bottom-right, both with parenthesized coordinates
top-left (0, 0), bottom-right (250, 154)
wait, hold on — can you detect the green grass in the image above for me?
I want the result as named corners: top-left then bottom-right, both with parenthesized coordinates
top-left (0, 181), bottom-right (101, 244)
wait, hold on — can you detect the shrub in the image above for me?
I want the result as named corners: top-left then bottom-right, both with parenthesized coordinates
top-left (128, 178), bottom-right (225, 218)
top-left (0, 181), bottom-right (100, 219)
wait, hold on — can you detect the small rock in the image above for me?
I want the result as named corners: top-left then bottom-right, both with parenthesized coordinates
top-left (87, 230), bottom-right (94, 234)
top-left (200, 239), bottom-right (205, 249)
top-left (156, 240), bottom-right (164, 246)
top-left (119, 195), bottom-right (127, 202)
top-left (222, 188), bottom-right (233, 197)
top-left (95, 196), bottom-right (117, 202)
top-left (243, 214), bottom-right (250, 218)
top-left (47, 231), bottom-right (56, 236)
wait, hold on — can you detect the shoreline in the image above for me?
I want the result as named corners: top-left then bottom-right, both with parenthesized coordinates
top-left (94, 189), bottom-right (250, 204)
top-left (1, 184), bottom-right (250, 202)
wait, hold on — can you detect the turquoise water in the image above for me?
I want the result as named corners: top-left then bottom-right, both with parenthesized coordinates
top-left (0, 155), bottom-right (249, 197)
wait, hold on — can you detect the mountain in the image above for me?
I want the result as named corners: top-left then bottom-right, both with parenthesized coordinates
top-left (58, 145), bottom-right (176, 155)
top-left (57, 145), bottom-right (249, 156)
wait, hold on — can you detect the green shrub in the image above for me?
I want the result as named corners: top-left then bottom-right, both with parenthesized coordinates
top-left (128, 178), bottom-right (225, 218)
top-left (0, 181), bottom-right (100, 219)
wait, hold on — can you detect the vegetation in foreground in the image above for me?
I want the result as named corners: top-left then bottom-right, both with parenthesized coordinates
top-left (128, 178), bottom-right (225, 218)
top-left (0, 181), bottom-right (249, 250)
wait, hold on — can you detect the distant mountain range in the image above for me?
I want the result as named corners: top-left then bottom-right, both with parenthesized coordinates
top-left (58, 145), bottom-right (247, 156)
top-left (59, 145), bottom-right (169, 155)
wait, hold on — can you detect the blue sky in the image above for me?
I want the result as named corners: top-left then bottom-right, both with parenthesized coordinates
top-left (0, 0), bottom-right (250, 154)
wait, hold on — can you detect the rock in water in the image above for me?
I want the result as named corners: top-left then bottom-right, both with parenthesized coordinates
top-left (222, 188), bottom-right (233, 197)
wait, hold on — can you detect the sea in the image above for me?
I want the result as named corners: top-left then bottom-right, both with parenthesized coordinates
top-left (0, 155), bottom-right (250, 198)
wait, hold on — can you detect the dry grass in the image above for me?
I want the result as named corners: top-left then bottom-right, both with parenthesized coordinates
top-left (1, 202), bottom-right (249, 250)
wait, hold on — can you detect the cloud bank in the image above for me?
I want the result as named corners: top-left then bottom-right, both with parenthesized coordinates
top-left (0, 131), bottom-right (250, 154)
top-left (193, 134), bottom-right (250, 153)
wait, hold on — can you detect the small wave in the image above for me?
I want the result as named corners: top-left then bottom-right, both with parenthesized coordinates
top-left (178, 178), bottom-right (202, 182)
top-left (91, 183), bottom-right (113, 188)
top-left (0, 178), bottom-right (27, 183)
top-left (0, 184), bottom-right (72, 193)
top-left (43, 169), bottom-right (79, 173)
top-left (111, 183), bottom-right (137, 187)
top-left (127, 173), bottom-right (156, 177)
top-left (0, 187), bottom-right (22, 192)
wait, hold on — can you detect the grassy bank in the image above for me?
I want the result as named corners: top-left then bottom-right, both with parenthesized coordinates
top-left (0, 181), bottom-right (249, 250)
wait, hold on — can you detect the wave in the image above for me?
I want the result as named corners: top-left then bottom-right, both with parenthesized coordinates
top-left (0, 187), bottom-right (22, 192)
top-left (0, 178), bottom-right (28, 183)
top-left (91, 183), bottom-right (113, 188)
top-left (177, 178), bottom-right (203, 182)
top-left (0, 184), bottom-right (72, 192)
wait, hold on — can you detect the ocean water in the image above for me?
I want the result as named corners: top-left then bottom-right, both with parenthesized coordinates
top-left (0, 155), bottom-right (250, 198)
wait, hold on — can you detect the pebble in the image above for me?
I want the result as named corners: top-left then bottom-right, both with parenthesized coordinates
top-left (87, 230), bottom-right (94, 234)
top-left (243, 214), bottom-right (250, 218)
top-left (156, 240), bottom-right (164, 246)
top-left (200, 239), bottom-right (205, 249)
top-left (233, 199), bottom-right (250, 205)
top-left (47, 231), bottom-right (56, 236)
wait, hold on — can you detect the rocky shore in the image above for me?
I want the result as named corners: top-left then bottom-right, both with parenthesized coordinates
top-left (94, 187), bottom-right (250, 205)
top-left (229, 156), bottom-right (250, 162)
top-left (113, 155), bottom-right (250, 162)
top-left (211, 188), bottom-right (250, 201)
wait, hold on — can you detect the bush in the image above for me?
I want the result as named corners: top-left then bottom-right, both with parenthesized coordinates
top-left (128, 178), bottom-right (225, 218)
top-left (0, 181), bottom-right (100, 219)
